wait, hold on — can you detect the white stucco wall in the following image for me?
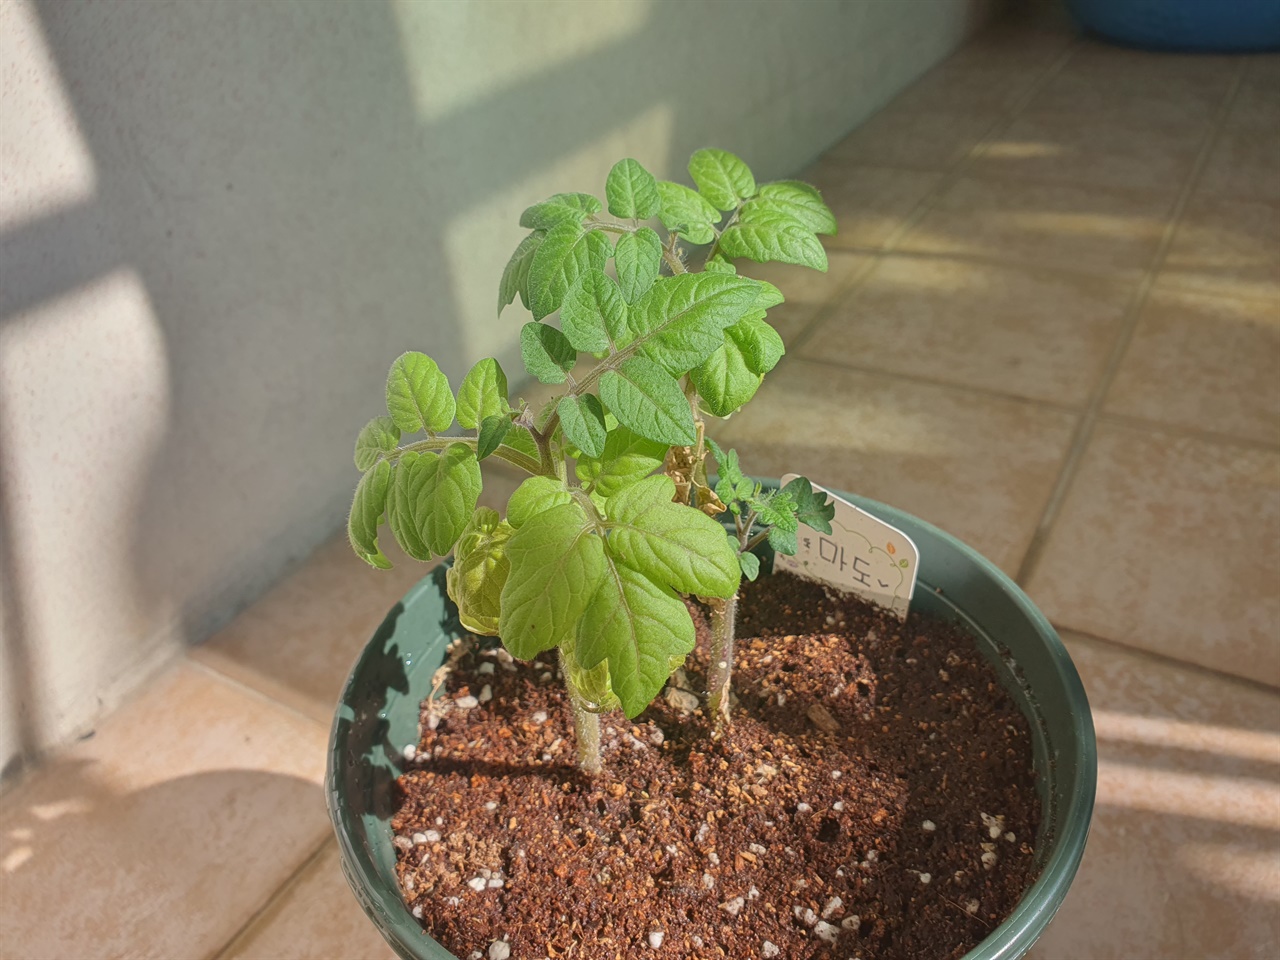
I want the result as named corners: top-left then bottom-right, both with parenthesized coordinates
top-left (0, 0), bottom-right (995, 778)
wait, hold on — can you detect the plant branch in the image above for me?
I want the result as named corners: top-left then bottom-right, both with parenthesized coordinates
top-left (704, 201), bottom-right (744, 265)
top-left (705, 594), bottom-right (737, 734)
top-left (394, 436), bottom-right (543, 476)
top-left (561, 649), bottom-right (602, 775)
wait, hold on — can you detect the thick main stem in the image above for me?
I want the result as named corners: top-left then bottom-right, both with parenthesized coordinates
top-left (705, 593), bottom-right (737, 734)
top-left (561, 651), bottom-right (602, 775)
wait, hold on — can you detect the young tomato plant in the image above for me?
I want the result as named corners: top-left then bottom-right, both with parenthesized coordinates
top-left (347, 149), bottom-right (835, 772)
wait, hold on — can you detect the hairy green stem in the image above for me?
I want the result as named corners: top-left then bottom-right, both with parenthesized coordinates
top-left (561, 650), bottom-right (602, 774)
top-left (705, 594), bottom-right (737, 733)
top-left (394, 436), bottom-right (543, 476)
top-left (704, 202), bottom-right (744, 265)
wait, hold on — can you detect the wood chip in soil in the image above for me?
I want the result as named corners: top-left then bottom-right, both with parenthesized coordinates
top-left (390, 571), bottom-right (1041, 960)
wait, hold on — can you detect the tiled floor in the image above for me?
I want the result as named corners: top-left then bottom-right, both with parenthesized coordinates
top-left (4, 14), bottom-right (1279, 960)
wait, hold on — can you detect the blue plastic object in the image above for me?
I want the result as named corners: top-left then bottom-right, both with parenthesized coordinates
top-left (1068, 0), bottom-right (1280, 52)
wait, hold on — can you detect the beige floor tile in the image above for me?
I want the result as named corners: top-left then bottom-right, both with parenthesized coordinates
top-left (1105, 285), bottom-right (1280, 446)
top-left (194, 468), bottom-right (523, 723)
top-left (801, 160), bottom-right (944, 251)
top-left (899, 176), bottom-right (1175, 279)
top-left (1028, 633), bottom-right (1280, 960)
top-left (737, 251), bottom-right (871, 345)
top-left (0, 663), bottom-right (331, 960)
top-left (798, 255), bottom-right (1131, 406)
top-left (221, 842), bottom-right (398, 960)
top-left (889, 59), bottom-right (1045, 114)
top-left (1161, 193), bottom-right (1280, 302)
top-left (713, 359), bottom-right (1078, 575)
top-left (1029, 45), bottom-right (1238, 124)
top-left (1025, 424), bottom-right (1280, 686)
top-left (825, 106), bottom-right (998, 171)
top-left (970, 110), bottom-right (1206, 194)
top-left (1198, 127), bottom-right (1280, 202)
top-left (1228, 70), bottom-right (1280, 131)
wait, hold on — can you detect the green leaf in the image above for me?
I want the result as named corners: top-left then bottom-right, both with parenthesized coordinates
top-left (575, 425), bottom-right (667, 498)
top-left (561, 270), bottom-right (627, 352)
top-left (614, 228), bottom-right (663, 304)
top-left (751, 279), bottom-right (785, 311)
top-left (629, 273), bottom-right (760, 377)
top-left (520, 192), bottom-right (601, 231)
top-left (354, 416), bottom-right (400, 471)
top-left (688, 148), bottom-right (756, 211)
top-left (385, 352), bottom-right (456, 434)
top-left (655, 181), bottom-right (719, 244)
top-left (387, 453), bottom-right (430, 561)
top-left (348, 460), bottom-right (393, 569)
top-left (605, 475), bottom-right (740, 598)
top-left (768, 524), bottom-right (798, 556)
top-left (751, 489), bottom-right (798, 530)
top-left (392, 443), bottom-right (482, 558)
top-left (599, 357), bottom-right (696, 446)
top-left (477, 414), bottom-right (512, 461)
top-left (732, 316), bottom-right (785, 375)
top-left (703, 256), bottom-right (736, 275)
top-left (520, 322), bottom-right (576, 384)
top-left (499, 230), bottom-right (545, 315)
top-left (739, 549), bottom-right (760, 581)
top-left (528, 223), bottom-right (611, 320)
top-left (502, 423), bottom-right (541, 462)
top-left (605, 158), bottom-right (660, 220)
top-left (499, 501), bottom-right (605, 659)
top-left (446, 508), bottom-right (513, 636)
top-left (575, 561), bottom-right (693, 718)
top-left (689, 331), bottom-right (761, 418)
top-left (719, 217), bottom-right (828, 271)
top-left (507, 476), bottom-right (574, 528)
top-left (782, 476), bottom-right (835, 534)
top-left (754, 182), bottom-right (837, 234)
top-left (456, 358), bottom-right (509, 430)
top-left (557, 394), bottom-right (607, 459)
top-left (706, 438), bottom-right (753, 504)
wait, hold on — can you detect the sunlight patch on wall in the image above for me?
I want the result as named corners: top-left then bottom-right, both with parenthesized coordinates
top-left (390, 0), bottom-right (650, 124)
top-left (0, 0), bottom-right (97, 231)
top-left (444, 102), bottom-right (676, 368)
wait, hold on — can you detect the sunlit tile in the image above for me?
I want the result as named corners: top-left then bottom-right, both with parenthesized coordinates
top-left (1161, 193), bottom-right (1280, 301)
top-left (825, 106), bottom-right (998, 171)
top-left (1105, 285), bottom-right (1280, 446)
top-left (799, 256), bottom-right (1130, 405)
top-left (1026, 425), bottom-right (1280, 686)
top-left (0, 664), bottom-right (330, 960)
top-left (221, 842), bottom-right (397, 960)
top-left (971, 111), bottom-right (1206, 193)
top-left (1198, 127), bottom-right (1280, 202)
top-left (1028, 633), bottom-right (1280, 960)
top-left (713, 359), bottom-right (1077, 574)
top-left (899, 176), bottom-right (1174, 279)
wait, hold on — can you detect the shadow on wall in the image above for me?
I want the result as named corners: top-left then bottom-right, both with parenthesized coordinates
top-left (0, 0), bottom-right (999, 778)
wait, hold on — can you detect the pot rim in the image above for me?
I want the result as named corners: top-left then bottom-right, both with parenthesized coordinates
top-left (327, 492), bottom-right (1096, 960)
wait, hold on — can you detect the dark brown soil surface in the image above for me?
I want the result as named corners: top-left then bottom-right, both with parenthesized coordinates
top-left (392, 572), bottom-right (1040, 960)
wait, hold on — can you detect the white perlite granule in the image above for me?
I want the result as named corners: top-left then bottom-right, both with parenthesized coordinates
top-left (647, 931), bottom-right (665, 949)
top-left (488, 942), bottom-right (511, 960)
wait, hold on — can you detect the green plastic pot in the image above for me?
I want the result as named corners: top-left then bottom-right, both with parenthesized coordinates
top-left (327, 493), bottom-right (1096, 960)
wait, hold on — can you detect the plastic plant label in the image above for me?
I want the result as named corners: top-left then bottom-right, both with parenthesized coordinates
top-left (773, 475), bottom-right (919, 620)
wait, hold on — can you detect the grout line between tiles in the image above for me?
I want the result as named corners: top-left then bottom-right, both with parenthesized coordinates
top-left (208, 836), bottom-right (336, 960)
top-left (787, 36), bottom-right (1081, 356)
top-left (1096, 411), bottom-right (1280, 454)
top-left (185, 655), bottom-right (331, 732)
top-left (1013, 62), bottom-right (1250, 589)
top-left (792, 355), bottom-right (1083, 415)
top-left (1060, 627), bottom-right (1280, 696)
